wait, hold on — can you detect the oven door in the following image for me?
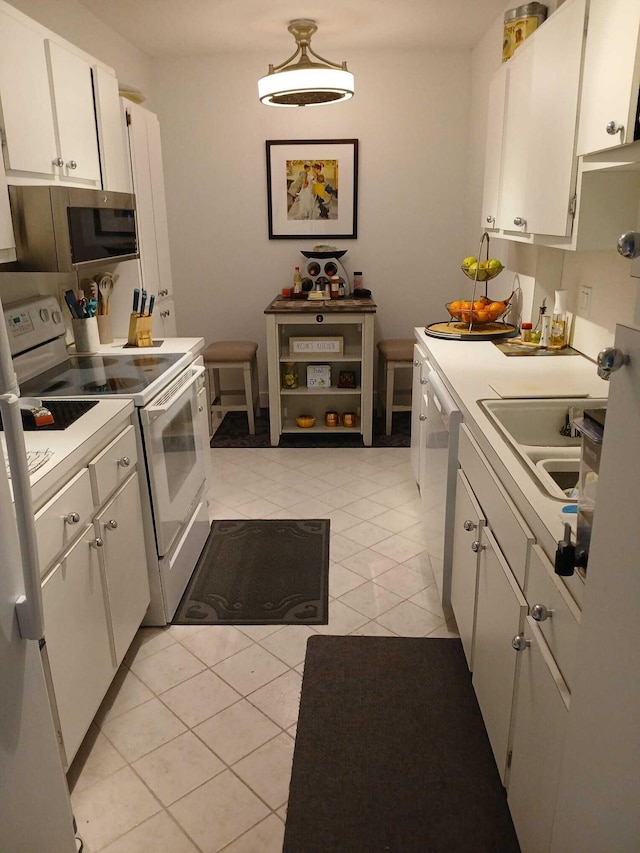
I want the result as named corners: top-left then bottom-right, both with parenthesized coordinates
top-left (139, 365), bottom-right (207, 556)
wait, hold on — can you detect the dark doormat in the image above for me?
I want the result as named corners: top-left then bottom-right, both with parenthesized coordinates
top-left (209, 409), bottom-right (410, 449)
top-left (172, 519), bottom-right (330, 626)
top-left (284, 636), bottom-right (521, 853)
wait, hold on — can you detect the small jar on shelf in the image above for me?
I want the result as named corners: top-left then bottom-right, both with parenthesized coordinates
top-left (282, 362), bottom-right (298, 389)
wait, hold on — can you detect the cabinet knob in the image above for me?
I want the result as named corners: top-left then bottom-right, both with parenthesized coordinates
top-left (486, 215), bottom-right (495, 224)
top-left (107, 519), bottom-right (118, 530)
top-left (198, 405), bottom-right (203, 412)
top-left (66, 160), bottom-right (78, 170)
top-left (118, 456), bottom-right (131, 468)
top-left (597, 346), bottom-right (629, 380)
top-left (52, 157), bottom-right (64, 167)
top-left (471, 540), bottom-right (484, 553)
top-left (414, 360), bottom-right (420, 366)
top-left (463, 519), bottom-right (476, 532)
top-left (64, 511), bottom-right (80, 525)
top-left (531, 603), bottom-right (551, 622)
top-left (420, 378), bottom-right (428, 385)
top-left (606, 120), bottom-right (624, 136)
top-left (512, 634), bottom-right (530, 652)
top-left (419, 414), bottom-right (427, 421)
top-left (91, 537), bottom-right (104, 548)
top-left (513, 217), bottom-right (526, 228)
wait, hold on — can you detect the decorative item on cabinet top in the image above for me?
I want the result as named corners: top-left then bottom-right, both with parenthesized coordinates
top-left (289, 336), bottom-right (343, 355)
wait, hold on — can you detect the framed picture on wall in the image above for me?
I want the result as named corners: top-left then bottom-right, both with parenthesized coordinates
top-left (266, 139), bottom-right (358, 239)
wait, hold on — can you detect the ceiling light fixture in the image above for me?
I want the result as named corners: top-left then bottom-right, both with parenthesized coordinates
top-left (258, 19), bottom-right (354, 107)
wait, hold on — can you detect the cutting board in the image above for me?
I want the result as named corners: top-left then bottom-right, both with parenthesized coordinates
top-left (489, 378), bottom-right (590, 398)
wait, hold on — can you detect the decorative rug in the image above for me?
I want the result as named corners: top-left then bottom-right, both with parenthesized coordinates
top-left (284, 636), bottom-right (521, 853)
top-left (209, 409), bottom-right (411, 449)
top-left (172, 519), bottom-right (330, 625)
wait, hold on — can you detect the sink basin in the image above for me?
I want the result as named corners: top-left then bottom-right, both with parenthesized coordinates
top-left (478, 397), bottom-right (607, 500)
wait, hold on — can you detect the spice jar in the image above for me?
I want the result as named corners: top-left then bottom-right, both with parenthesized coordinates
top-left (513, 3), bottom-right (547, 53)
top-left (521, 322), bottom-right (533, 343)
top-left (282, 362), bottom-right (298, 389)
top-left (325, 411), bottom-right (339, 427)
top-left (503, 7), bottom-right (519, 62)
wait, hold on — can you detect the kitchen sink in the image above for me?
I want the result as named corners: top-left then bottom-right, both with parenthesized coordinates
top-left (478, 397), bottom-right (607, 500)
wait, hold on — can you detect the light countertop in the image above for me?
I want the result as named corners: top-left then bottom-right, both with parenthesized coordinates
top-left (71, 336), bottom-right (205, 358)
top-left (415, 328), bottom-right (610, 606)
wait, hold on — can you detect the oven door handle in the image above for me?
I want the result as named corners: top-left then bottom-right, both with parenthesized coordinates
top-left (142, 365), bottom-right (205, 418)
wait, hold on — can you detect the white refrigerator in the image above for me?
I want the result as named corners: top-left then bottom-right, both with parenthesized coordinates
top-left (0, 293), bottom-right (77, 853)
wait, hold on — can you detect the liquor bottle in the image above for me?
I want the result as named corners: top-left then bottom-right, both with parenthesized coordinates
top-left (293, 266), bottom-right (302, 296)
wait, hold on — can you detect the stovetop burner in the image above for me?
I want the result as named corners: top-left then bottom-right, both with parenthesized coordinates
top-left (0, 399), bottom-right (99, 431)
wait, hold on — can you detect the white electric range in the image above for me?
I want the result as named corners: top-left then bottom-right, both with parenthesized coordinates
top-left (4, 296), bottom-right (210, 624)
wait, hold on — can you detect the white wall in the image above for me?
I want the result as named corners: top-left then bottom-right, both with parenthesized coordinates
top-left (150, 48), bottom-right (472, 384)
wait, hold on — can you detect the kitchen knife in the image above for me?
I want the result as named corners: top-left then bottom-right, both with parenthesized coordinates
top-left (140, 289), bottom-right (147, 316)
top-left (148, 294), bottom-right (155, 316)
top-left (64, 289), bottom-right (80, 319)
top-left (132, 287), bottom-right (140, 314)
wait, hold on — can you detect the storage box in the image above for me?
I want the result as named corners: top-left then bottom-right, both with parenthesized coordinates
top-left (289, 336), bottom-right (343, 355)
top-left (307, 364), bottom-right (332, 388)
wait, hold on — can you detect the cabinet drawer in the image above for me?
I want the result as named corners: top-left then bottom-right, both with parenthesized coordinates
top-left (459, 425), bottom-right (534, 589)
top-left (526, 544), bottom-right (580, 690)
top-left (35, 468), bottom-right (94, 575)
top-left (89, 425), bottom-right (137, 505)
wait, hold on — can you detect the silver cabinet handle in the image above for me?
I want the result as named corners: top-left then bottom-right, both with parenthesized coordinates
top-left (107, 519), bottom-right (118, 530)
top-left (52, 157), bottom-right (64, 167)
top-left (414, 360), bottom-right (420, 366)
top-left (486, 215), bottom-right (495, 224)
top-left (471, 540), bottom-right (484, 553)
top-left (118, 456), bottom-right (131, 467)
top-left (531, 603), bottom-right (551, 622)
top-left (420, 378), bottom-right (428, 385)
top-left (91, 537), bottom-right (104, 548)
top-left (419, 414), bottom-right (427, 421)
top-left (617, 231), bottom-right (640, 259)
top-left (463, 519), bottom-right (475, 532)
top-left (198, 405), bottom-right (204, 412)
top-left (606, 120), bottom-right (624, 136)
top-left (513, 217), bottom-right (526, 227)
top-left (65, 511), bottom-right (80, 525)
top-left (597, 346), bottom-right (629, 380)
top-left (66, 160), bottom-right (77, 170)
top-left (512, 634), bottom-right (530, 652)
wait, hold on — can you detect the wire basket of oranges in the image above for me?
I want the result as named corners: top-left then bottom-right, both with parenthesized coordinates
top-left (446, 294), bottom-right (513, 327)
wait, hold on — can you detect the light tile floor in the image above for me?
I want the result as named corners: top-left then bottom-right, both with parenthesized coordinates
top-left (69, 445), bottom-right (459, 852)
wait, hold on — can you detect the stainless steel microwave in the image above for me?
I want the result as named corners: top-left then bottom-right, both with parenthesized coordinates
top-left (8, 186), bottom-right (139, 272)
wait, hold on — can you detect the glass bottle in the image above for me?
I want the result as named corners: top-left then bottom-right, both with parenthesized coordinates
top-left (282, 362), bottom-right (298, 389)
top-left (293, 266), bottom-right (302, 296)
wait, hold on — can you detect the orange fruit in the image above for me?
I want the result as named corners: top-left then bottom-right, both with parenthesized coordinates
top-left (488, 301), bottom-right (506, 319)
top-left (461, 300), bottom-right (472, 310)
top-left (473, 300), bottom-right (486, 310)
top-left (448, 300), bottom-right (462, 317)
top-left (475, 310), bottom-right (490, 323)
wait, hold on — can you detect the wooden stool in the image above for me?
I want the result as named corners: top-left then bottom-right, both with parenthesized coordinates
top-left (376, 338), bottom-right (414, 436)
top-left (202, 340), bottom-right (260, 436)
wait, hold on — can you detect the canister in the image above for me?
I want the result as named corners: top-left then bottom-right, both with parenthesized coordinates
top-left (503, 7), bottom-right (519, 62)
top-left (513, 3), bottom-right (547, 53)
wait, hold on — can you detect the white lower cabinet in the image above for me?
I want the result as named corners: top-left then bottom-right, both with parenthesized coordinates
top-left (410, 342), bottom-right (429, 483)
top-left (37, 421), bottom-right (150, 768)
top-left (42, 526), bottom-right (114, 767)
top-left (95, 474), bottom-right (150, 666)
top-left (508, 617), bottom-right (570, 853)
top-left (472, 526), bottom-right (528, 784)
top-left (450, 469), bottom-right (485, 669)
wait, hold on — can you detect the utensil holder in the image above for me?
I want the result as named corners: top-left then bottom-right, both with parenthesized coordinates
top-left (72, 317), bottom-right (101, 353)
top-left (127, 313), bottom-right (153, 347)
top-left (97, 314), bottom-right (114, 344)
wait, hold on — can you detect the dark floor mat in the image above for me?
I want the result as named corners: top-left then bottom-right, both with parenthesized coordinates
top-left (172, 519), bottom-right (330, 625)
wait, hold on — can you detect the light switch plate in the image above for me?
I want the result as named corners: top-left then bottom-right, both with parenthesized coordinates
top-left (578, 285), bottom-right (592, 319)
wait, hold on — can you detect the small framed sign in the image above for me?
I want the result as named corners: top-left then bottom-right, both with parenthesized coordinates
top-left (289, 336), bottom-right (344, 355)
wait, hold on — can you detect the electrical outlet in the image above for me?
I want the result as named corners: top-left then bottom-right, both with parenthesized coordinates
top-left (579, 285), bottom-right (592, 319)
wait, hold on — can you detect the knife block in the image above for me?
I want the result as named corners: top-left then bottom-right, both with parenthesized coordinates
top-left (127, 313), bottom-right (153, 347)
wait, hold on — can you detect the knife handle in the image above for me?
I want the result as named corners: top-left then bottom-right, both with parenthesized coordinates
top-left (132, 287), bottom-right (140, 313)
top-left (148, 294), bottom-right (155, 316)
top-left (140, 289), bottom-right (147, 316)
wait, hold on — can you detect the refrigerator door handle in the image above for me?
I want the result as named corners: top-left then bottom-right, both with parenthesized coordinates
top-left (0, 393), bottom-right (44, 640)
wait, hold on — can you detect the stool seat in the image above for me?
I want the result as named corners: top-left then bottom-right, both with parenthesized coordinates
top-left (376, 338), bottom-right (414, 436)
top-left (203, 340), bottom-right (260, 436)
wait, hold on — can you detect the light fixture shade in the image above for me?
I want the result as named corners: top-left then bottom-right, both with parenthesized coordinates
top-left (258, 67), bottom-right (355, 107)
top-left (259, 19), bottom-right (354, 107)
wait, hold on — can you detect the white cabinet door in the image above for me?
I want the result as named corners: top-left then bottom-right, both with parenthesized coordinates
top-left (96, 474), bottom-right (150, 665)
top-left (450, 469), bottom-right (485, 670)
top-left (410, 344), bottom-right (428, 482)
top-left (508, 617), bottom-right (570, 853)
top-left (0, 10), bottom-right (58, 175)
top-left (93, 66), bottom-right (131, 193)
top-left (497, 0), bottom-right (586, 237)
top-left (472, 526), bottom-right (527, 783)
top-left (153, 297), bottom-right (177, 338)
top-left (481, 67), bottom-right (507, 231)
top-left (0, 148), bottom-right (15, 261)
top-left (42, 526), bottom-right (114, 767)
top-left (47, 40), bottom-right (101, 183)
top-left (577, 0), bottom-right (640, 155)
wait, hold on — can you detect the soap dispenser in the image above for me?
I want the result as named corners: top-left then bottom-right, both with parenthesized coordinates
top-left (550, 290), bottom-right (569, 347)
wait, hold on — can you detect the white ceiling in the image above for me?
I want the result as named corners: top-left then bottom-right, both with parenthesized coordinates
top-left (77, 0), bottom-right (507, 58)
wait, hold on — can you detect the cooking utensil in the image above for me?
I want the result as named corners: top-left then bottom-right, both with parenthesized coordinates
top-left (64, 289), bottom-right (81, 319)
top-left (97, 274), bottom-right (114, 315)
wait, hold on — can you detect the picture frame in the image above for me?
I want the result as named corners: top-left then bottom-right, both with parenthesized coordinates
top-left (266, 139), bottom-right (358, 240)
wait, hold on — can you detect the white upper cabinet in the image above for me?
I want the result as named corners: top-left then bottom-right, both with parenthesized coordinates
top-left (577, 0), bottom-right (640, 156)
top-left (497, 0), bottom-right (586, 237)
top-left (480, 67), bottom-right (507, 231)
top-left (0, 3), bottom-right (124, 190)
top-left (0, 145), bottom-right (15, 263)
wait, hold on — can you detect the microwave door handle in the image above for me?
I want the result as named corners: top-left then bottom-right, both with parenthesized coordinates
top-left (141, 366), bottom-right (205, 418)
